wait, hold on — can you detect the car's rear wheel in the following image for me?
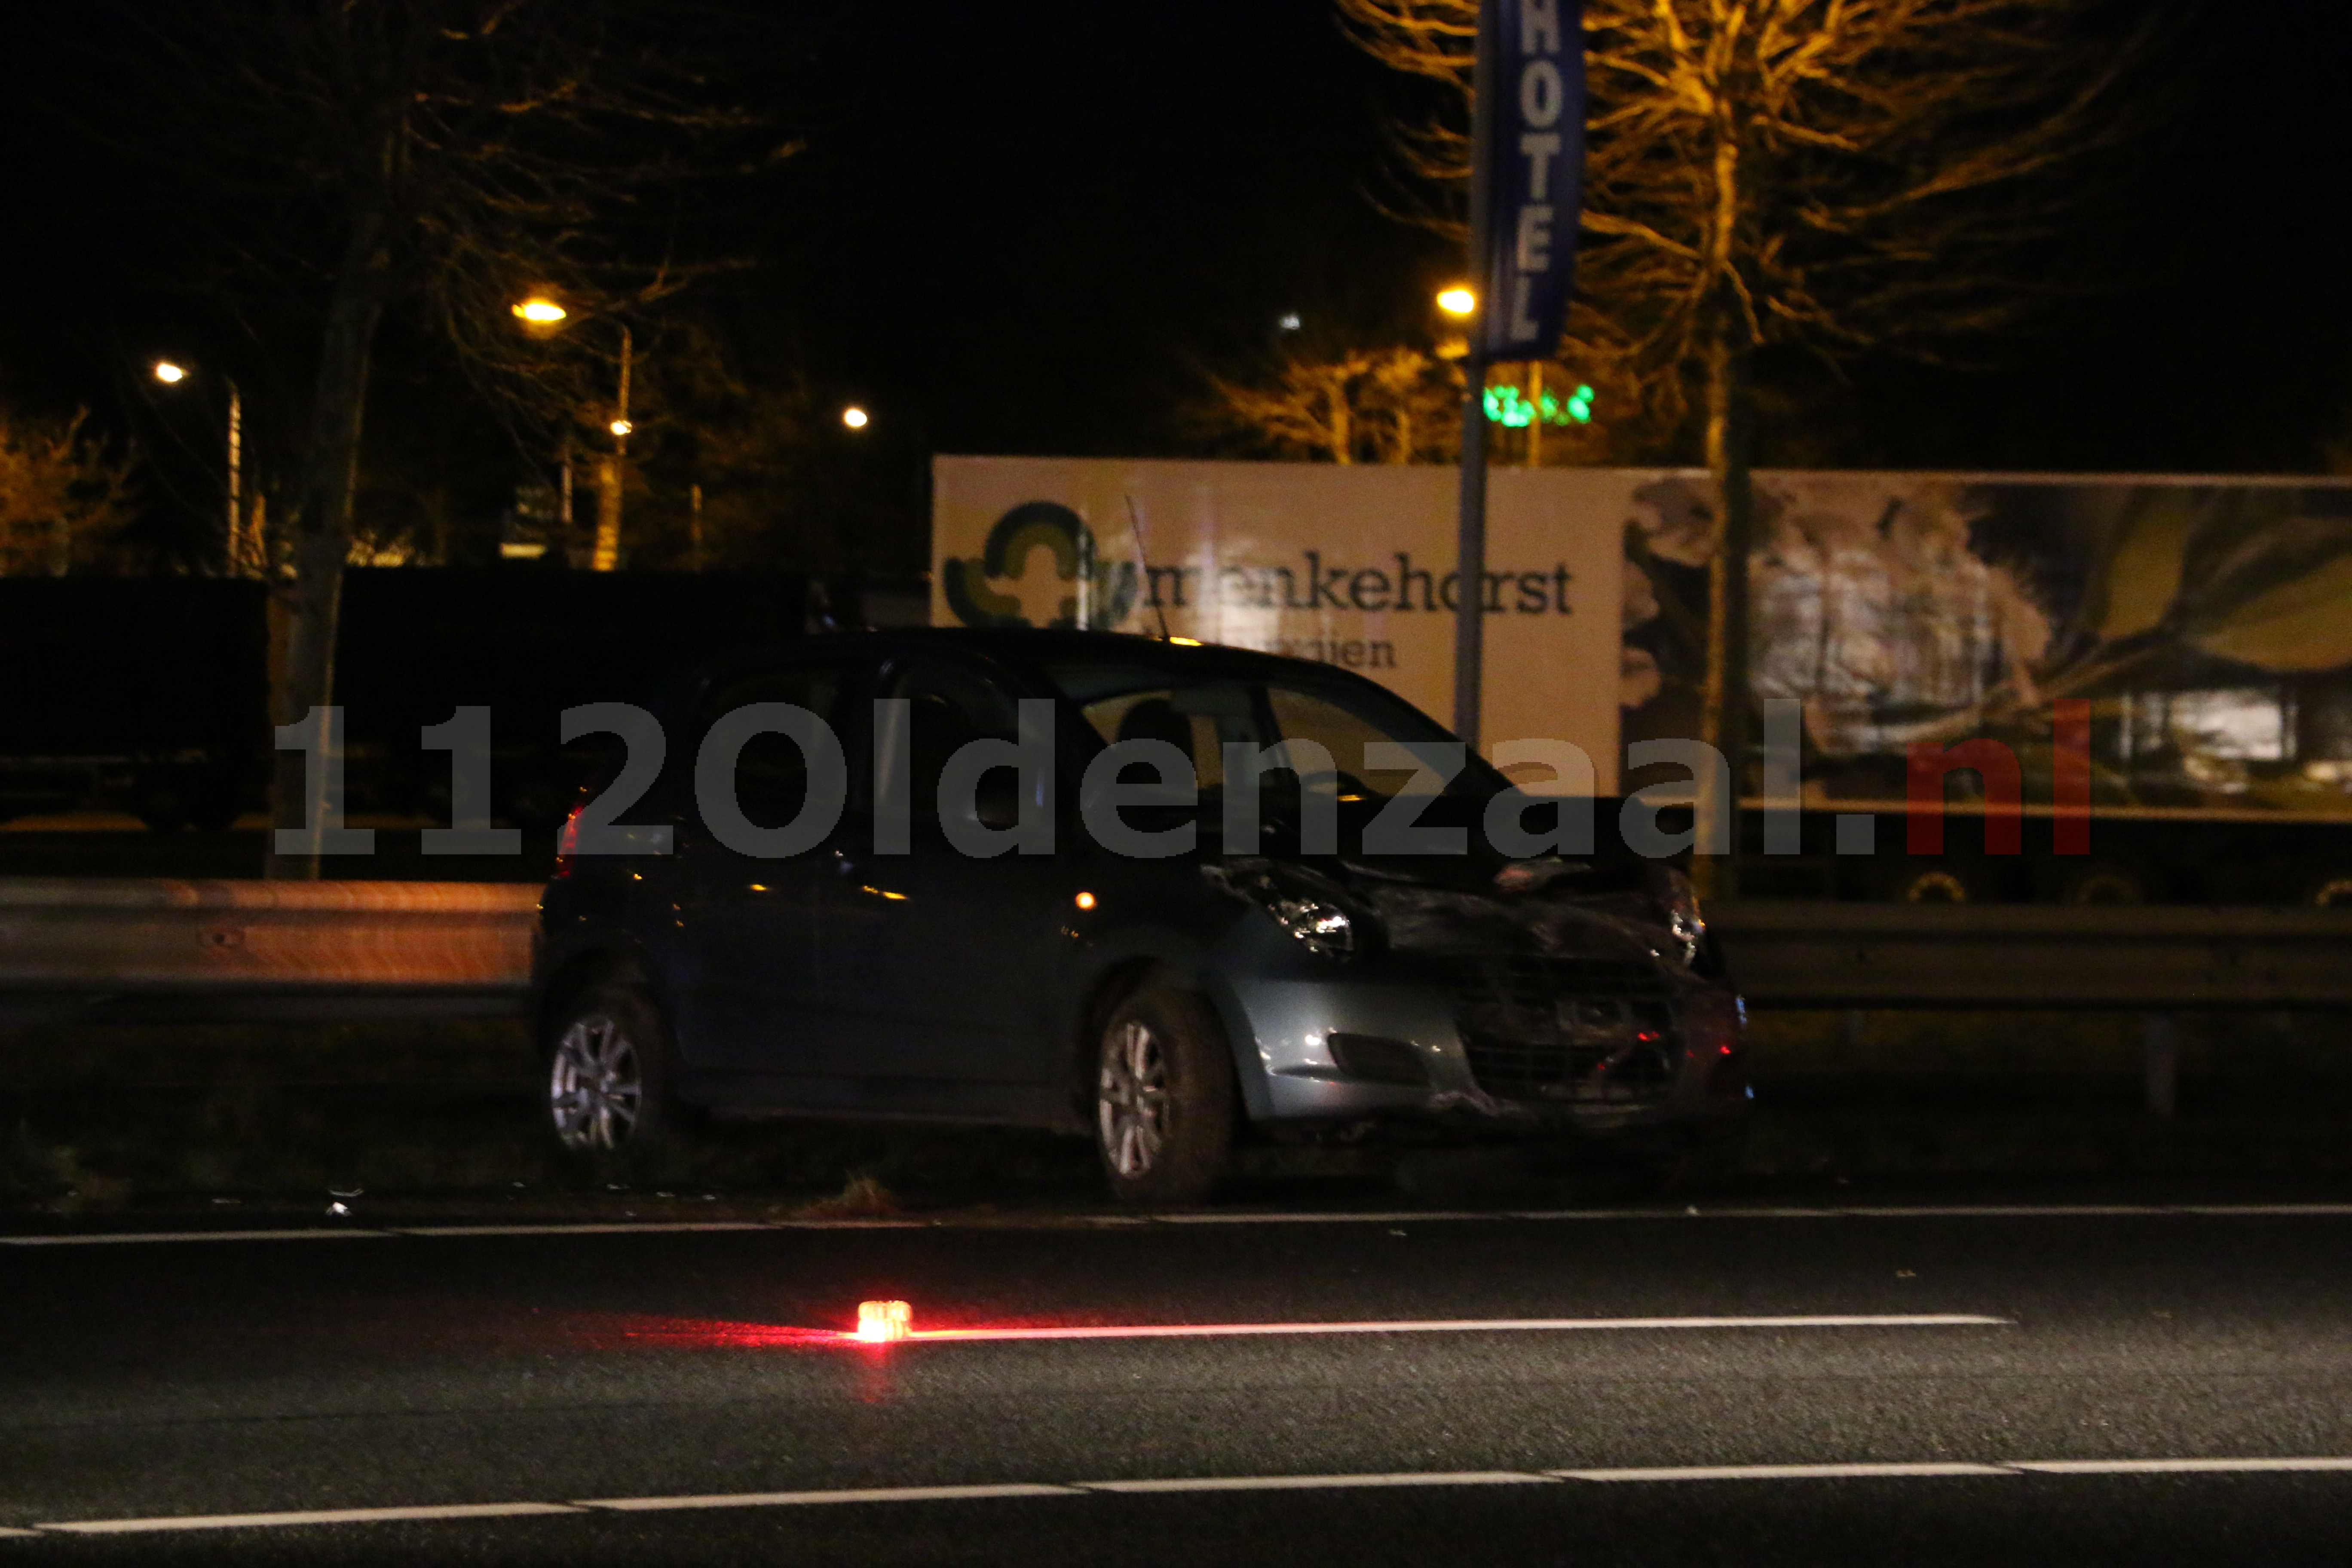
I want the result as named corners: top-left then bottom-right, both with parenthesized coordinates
top-left (1094, 985), bottom-right (1234, 1208)
top-left (545, 981), bottom-right (689, 1158)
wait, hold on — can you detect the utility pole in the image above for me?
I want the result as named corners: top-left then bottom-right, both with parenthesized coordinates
top-left (1451, 8), bottom-right (1497, 750)
top-left (593, 325), bottom-right (631, 572)
top-left (1526, 364), bottom-right (1542, 469)
top-left (1452, 0), bottom-right (1584, 749)
top-left (689, 482), bottom-right (704, 571)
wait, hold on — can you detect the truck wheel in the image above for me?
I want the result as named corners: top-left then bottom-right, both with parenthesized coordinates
top-left (2060, 861), bottom-right (2151, 905)
top-left (1877, 862), bottom-right (1987, 903)
top-left (1094, 985), bottom-right (1235, 1208)
top-left (545, 981), bottom-right (692, 1158)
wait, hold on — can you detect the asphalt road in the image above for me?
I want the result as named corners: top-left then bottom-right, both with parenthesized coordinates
top-left (9, 1201), bottom-right (2352, 1564)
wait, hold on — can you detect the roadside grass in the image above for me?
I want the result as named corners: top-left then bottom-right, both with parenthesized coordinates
top-left (3, 1009), bottom-right (2350, 1213)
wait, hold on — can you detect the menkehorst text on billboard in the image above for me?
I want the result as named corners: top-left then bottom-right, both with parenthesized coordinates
top-left (934, 458), bottom-right (1628, 793)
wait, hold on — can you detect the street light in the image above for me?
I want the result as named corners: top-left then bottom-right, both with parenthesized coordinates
top-left (842, 406), bottom-right (870, 430)
top-left (1436, 287), bottom-right (1476, 318)
top-left (151, 360), bottom-right (251, 575)
top-left (511, 298), bottom-right (567, 325)
top-left (608, 419), bottom-right (632, 438)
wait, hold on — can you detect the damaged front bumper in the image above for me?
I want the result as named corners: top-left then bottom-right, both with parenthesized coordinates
top-left (1204, 869), bottom-right (1750, 1143)
top-left (1214, 956), bottom-right (1748, 1141)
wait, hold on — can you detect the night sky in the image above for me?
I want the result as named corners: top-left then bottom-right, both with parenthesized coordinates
top-left (1, 0), bottom-right (2347, 569)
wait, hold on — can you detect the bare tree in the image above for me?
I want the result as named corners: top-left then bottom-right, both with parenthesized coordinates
top-left (1209, 347), bottom-right (1461, 463)
top-left (0, 408), bottom-right (136, 576)
top-left (81, 0), bottom-right (765, 873)
top-left (1337, 0), bottom-right (2162, 887)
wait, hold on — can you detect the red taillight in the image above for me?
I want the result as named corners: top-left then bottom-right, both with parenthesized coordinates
top-left (553, 803), bottom-right (584, 879)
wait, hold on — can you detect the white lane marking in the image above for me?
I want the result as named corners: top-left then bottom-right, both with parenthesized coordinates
top-left (0, 1229), bottom-right (389, 1246)
top-left (1154, 1211), bottom-right (1492, 1225)
top-left (1080, 1472), bottom-right (1551, 1493)
top-left (392, 1223), bottom-right (773, 1237)
top-left (27, 1460), bottom-right (2352, 1535)
top-left (2009, 1458), bottom-right (2352, 1475)
top-left (12, 1203), bottom-right (2352, 1246)
top-left (897, 1314), bottom-right (2008, 1343)
top-left (41, 1502), bottom-right (580, 1535)
top-left (579, 1484), bottom-right (1077, 1512)
top-left (1556, 1463), bottom-right (2014, 1482)
top-left (1838, 1206), bottom-right (2162, 1218)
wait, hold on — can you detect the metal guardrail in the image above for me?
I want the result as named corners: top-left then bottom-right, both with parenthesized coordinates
top-left (1712, 900), bottom-right (2352, 1010)
top-left (0, 879), bottom-right (538, 1022)
top-left (4, 882), bottom-right (2351, 1026)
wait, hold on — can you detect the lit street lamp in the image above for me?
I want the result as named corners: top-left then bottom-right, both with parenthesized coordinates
top-left (152, 360), bottom-right (253, 576)
top-left (842, 405), bottom-right (870, 430)
top-left (1436, 286), bottom-right (1477, 318)
top-left (510, 299), bottom-right (631, 570)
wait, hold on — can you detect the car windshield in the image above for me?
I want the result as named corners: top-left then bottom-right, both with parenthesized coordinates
top-left (1041, 660), bottom-right (1506, 800)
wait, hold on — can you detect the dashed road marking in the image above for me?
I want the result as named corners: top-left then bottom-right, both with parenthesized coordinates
top-left (40, 1502), bottom-right (582, 1535)
top-left (1556, 1462), bottom-right (2013, 1482)
top-left (2008, 1458), bottom-right (2352, 1475)
top-left (1078, 1472), bottom-right (1552, 1493)
top-left (579, 1484), bottom-right (1078, 1511)
top-left (9, 1204), bottom-right (2352, 1246)
top-left (23, 1459), bottom-right (2352, 1537)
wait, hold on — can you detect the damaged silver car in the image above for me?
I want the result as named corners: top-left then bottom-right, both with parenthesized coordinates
top-left (533, 628), bottom-right (1749, 1207)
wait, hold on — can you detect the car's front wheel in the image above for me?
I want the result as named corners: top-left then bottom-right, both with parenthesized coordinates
top-left (1094, 985), bottom-right (1235, 1208)
top-left (545, 981), bottom-right (689, 1158)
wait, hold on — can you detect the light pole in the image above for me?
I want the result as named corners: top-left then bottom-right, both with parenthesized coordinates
top-left (153, 361), bottom-right (253, 577)
top-left (1434, 287), bottom-right (1489, 745)
top-left (594, 326), bottom-right (631, 572)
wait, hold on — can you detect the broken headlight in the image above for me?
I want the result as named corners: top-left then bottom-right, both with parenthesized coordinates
top-left (1262, 889), bottom-right (1357, 957)
top-left (1652, 865), bottom-right (1706, 967)
top-left (1205, 862), bottom-right (1369, 960)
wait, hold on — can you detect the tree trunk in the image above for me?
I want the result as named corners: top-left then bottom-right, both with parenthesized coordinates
top-left (264, 210), bottom-right (391, 879)
top-left (1694, 327), bottom-right (1753, 898)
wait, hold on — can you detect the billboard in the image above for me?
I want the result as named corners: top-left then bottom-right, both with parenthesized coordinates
top-left (935, 459), bottom-right (2352, 816)
top-left (934, 458), bottom-right (1629, 792)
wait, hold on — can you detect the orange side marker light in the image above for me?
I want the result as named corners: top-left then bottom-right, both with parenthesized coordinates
top-left (856, 1300), bottom-right (913, 1343)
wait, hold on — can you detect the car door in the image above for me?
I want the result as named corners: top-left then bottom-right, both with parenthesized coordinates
top-left (652, 657), bottom-right (851, 1087)
top-left (812, 653), bottom-right (1074, 1103)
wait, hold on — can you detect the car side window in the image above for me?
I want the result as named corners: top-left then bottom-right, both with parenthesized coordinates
top-left (699, 665), bottom-right (845, 829)
top-left (885, 659), bottom-right (1020, 822)
top-left (1075, 688), bottom-right (1232, 790)
top-left (1267, 685), bottom-right (1429, 798)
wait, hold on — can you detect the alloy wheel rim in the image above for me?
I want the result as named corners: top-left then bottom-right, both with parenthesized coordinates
top-left (1098, 1020), bottom-right (1170, 1178)
top-left (550, 1013), bottom-right (643, 1151)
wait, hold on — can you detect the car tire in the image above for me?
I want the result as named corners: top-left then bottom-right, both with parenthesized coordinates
top-left (1094, 984), bottom-right (1235, 1209)
top-left (544, 981), bottom-right (692, 1160)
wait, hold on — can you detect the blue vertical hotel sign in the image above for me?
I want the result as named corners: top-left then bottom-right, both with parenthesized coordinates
top-left (1476, 0), bottom-right (1585, 361)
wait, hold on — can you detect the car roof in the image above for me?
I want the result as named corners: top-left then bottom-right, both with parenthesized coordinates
top-left (664, 626), bottom-right (1423, 723)
top-left (721, 626), bottom-right (1372, 680)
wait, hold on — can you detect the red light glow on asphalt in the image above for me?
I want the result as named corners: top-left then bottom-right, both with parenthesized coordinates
top-left (594, 1309), bottom-right (2007, 1353)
